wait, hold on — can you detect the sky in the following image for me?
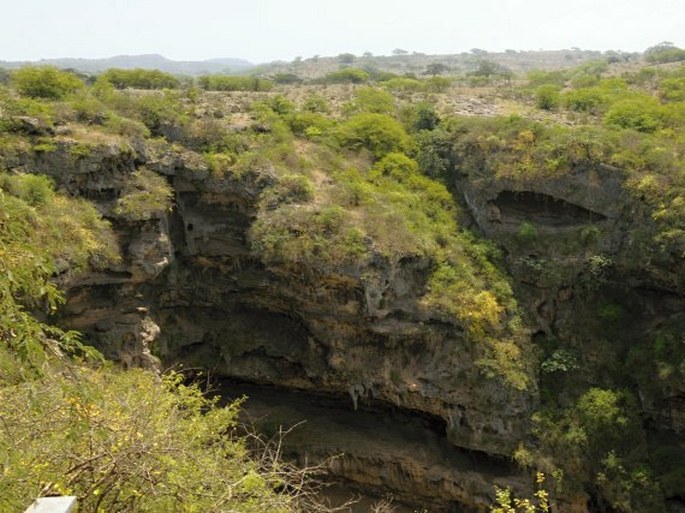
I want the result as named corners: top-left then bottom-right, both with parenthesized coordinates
top-left (2, 0), bottom-right (684, 63)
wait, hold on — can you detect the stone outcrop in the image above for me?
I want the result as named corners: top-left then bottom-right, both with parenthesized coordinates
top-left (4, 136), bottom-right (537, 511)
top-left (454, 160), bottom-right (685, 442)
top-left (8, 130), bottom-right (685, 511)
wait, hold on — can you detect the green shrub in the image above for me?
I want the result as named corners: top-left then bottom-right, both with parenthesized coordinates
top-left (535, 84), bottom-right (561, 110)
top-left (402, 102), bottom-right (440, 132)
top-left (0, 173), bottom-right (119, 273)
top-left (604, 97), bottom-right (666, 132)
top-left (100, 68), bottom-right (180, 89)
top-left (321, 68), bottom-right (369, 84)
top-left (197, 74), bottom-right (273, 91)
top-left (381, 77), bottom-right (424, 93)
top-left (645, 42), bottom-right (685, 64)
top-left (562, 87), bottom-right (608, 113)
top-left (526, 69), bottom-right (569, 88)
top-left (0, 173), bottom-right (54, 206)
top-left (369, 152), bottom-right (418, 181)
top-left (597, 301), bottom-right (624, 322)
top-left (285, 112), bottom-right (334, 137)
top-left (344, 86), bottom-right (395, 114)
top-left (102, 113), bottom-right (150, 138)
top-left (115, 168), bottom-right (174, 220)
top-left (11, 66), bottom-right (84, 99)
top-left (424, 76), bottom-right (452, 93)
top-left (660, 77), bottom-right (685, 101)
top-left (0, 364), bottom-right (309, 513)
top-left (272, 72), bottom-right (302, 85)
top-left (517, 222), bottom-right (538, 244)
top-left (133, 91), bottom-right (188, 133)
top-left (301, 94), bottom-right (330, 114)
top-left (261, 94), bottom-right (296, 115)
top-left (260, 173), bottom-right (314, 208)
top-left (335, 113), bottom-right (409, 158)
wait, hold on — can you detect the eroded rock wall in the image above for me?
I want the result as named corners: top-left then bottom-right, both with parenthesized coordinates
top-left (8, 137), bottom-right (534, 511)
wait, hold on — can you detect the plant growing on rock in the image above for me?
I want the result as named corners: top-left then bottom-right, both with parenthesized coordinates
top-left (11, 66), bottom-right (84, 100)
top-left (114, 168), bottom-right (174, 220)
top-left (0, 165), bottom-right (339, 513)
top-left (335, 113), bottom-right (409, 158)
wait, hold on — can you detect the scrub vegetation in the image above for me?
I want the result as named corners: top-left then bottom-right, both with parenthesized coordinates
top-left (2, 44), bottom-right (685, 512)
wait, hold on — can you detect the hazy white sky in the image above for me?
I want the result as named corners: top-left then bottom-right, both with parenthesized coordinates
top-left (2, 0), bottom-right (683, 63)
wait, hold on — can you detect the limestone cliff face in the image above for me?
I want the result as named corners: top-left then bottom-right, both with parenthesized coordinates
top-left (453, 160), bottom-right (685, 441)
top-left (10, 130), bottom-right (685, 511)
top-left (8, 137), bottom-right (533, 510)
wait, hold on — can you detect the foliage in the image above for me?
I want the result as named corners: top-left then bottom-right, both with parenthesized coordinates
top-left (0, 162), bottom-right (332, 513)
top-left (337, 53), bottom-right (356, 64)
top-left (12, 66), bottom-right (84, 100)
top-left (402, 102), bottom-right (440, 132)
top-left (603, 97), bottom-right (668, 132)
top-left (490, 473), bottom-right (550, 513)
top-left (540, 349), bottom-right (578, 374)
top-left (413, 128), bottom-right (454, 180)
top-left (132, 91), bottom-right (189, 134)
top-left (0, 172), bottom-right (118, 375)
top-left (301, 94), bottom-right (330, 114)
top-left (644, 42), bottom-right (685, 64)
top-left (197, 74), bottom-right (274, 92)
top-left (424, 63), bottom-right (449, 76)
top-left (561, 87), bottom-right (608, 113)
top-left (0, 173), bottom-right (119, 274)
top-left (0, 352), bottom-right (326, 513)
top-left (424, 76), bottom-right (452, 93)
top-left (381, 77), bottom-right (424, 94)
top-left (516, 222), bottom-right (538, 244)
top-left (320, 68), bottom-right (369, 84)
top-left (114, 168), bottom-right (174, 220)
top-left (528, 389), bottom-right (663, 512)
top-left (534, 85), bottom-right (561, 110)
top-left (335, 113), bottom-right (408, 158)
top-left (271, 73), bottom-right (303, 85)
top-left (100, 68), bottom-right (180, 90)
top-left (659, 77), bottom-right (685, 101)
top-left (285, 112), bottom-right (334, 138)
top-left (344, 86), bottom-right (395, 115)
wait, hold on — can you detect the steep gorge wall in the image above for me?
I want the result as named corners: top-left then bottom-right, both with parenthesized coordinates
top-left (8, 129), bottom-right (685, 511)
top-left (9, 137), bottom-right (532, 511)
top-left (453, 161), bottom-right (685, 440)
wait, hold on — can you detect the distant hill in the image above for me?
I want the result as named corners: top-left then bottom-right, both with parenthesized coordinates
top-left (0, 54), bottom-right (254, 75)
top-left (0, 49), bottom-right (641, 80)
top-left (251, 48), bottom-right (638, 79)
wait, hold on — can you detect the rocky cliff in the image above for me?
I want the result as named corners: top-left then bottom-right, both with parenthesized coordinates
top-left (1, 131), bottom-right (530, 511)
top-left (5, 104), bottom-right (684, 512)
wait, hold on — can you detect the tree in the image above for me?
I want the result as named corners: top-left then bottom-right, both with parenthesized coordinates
top-left (100, 68), bottom-right (179, 90)
top-left (272, 73), bottom-right (302, 85)
top-left (338, 53), bottom-right (356, 64)
top-left (644, 42), bottom-right (685, 63)
top-left (392, 48), bottom-right (409, 55)
top-left (473, 59), bottom-right (500, 77)
top-left (11, 66), bottom-right (84, 99)
top-left (321, 68), bottom-right (369, 84)
top-left (424, 63), bottom-right (449, 76)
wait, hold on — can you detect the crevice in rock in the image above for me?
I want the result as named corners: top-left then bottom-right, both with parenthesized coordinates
top-left (494, 190), bottom-right (607, 227)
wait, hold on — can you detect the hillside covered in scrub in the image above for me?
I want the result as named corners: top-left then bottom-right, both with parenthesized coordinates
top-left (1, 46), bottom-right (685, 512)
